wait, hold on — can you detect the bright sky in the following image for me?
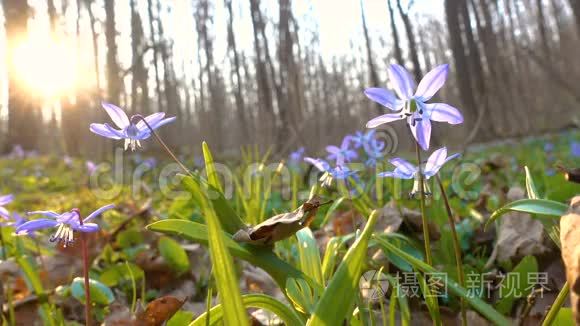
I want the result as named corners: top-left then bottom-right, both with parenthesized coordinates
top-left (0, 0), bottom-right (445, 119)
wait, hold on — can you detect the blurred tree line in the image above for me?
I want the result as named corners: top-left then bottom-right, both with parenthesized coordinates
top-left (0, 0), bottom-right (579, 158)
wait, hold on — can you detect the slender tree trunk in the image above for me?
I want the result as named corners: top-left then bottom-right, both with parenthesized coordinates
top-left (396, 0), bottom-right (422, 81)
top-left (536, 0), bottom-right (551, 59)
top-left (104, 0), bottom-right (121, 105)
top-left (387, 0), bottom-right (404, 65)
top-left (147, 0), bottom-right (164, 112)
top-left (567, 0), bottom-right (580, 38)
top-left (3, 0), bottom-right (38, 151)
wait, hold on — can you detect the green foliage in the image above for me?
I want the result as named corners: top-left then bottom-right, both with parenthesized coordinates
top-left (158, 236), bottom-right (190, 274)
top-left (485, 198), bottom-right (569, 229)
top-left (495, 256), bottom-right (538, 314)
top-left (70, 278), bottom-right (115, 305)
top-left (306, 210), bottom-right (379, 326)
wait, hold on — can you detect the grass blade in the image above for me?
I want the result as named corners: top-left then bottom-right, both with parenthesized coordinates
top-left (296, 228), bottom-right (324, 286)
top-left (484, 198), bottom-right (568, 230)
top-left (191, 294), bottom-right (305, 326)
top-left (306, 210), bottom-right (379, 326)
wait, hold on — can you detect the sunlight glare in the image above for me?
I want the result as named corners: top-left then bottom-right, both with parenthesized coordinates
top-left (11, 35), bottom-right (79, 99)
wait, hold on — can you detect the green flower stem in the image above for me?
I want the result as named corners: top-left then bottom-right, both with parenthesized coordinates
top-left (541, 281), bottom-right (569, 326)
top-left (0, 226), bottom-right (7, 260)
top-left (435, 175), bottom-right (466, 326)
top-left (415, 141), bottom-right (432, 265)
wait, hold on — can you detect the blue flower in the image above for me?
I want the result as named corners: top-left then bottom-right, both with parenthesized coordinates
top-left (326, 136), bottom-right (358, 164)
top-left (86, 161), bottom-right (97, 175)
top-left (0, 194), bottom-right (14, 219)
top-left (90, 102), bottom-right (176, 151)
top-left (16, 204), bottom-right (114, 247)
top-left (571, 141), bottom-right (580, 158)
top-left (364, 138), bottom-right (386, 167)
top-left (379, 147), bottom-right (459, 196)
top-left (304, 157), bottom-right (357, 187)
top-left (544, 142), bottom-right (554, 152)
top-left (364, 64), bottom-right (463, 150)
top-left (289, 147), bottom-right (306, 164)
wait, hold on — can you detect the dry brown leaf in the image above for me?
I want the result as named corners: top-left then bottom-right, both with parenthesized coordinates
top-left (559, 195), bottom-right (580, 324)
top-left (134, 296), bottom-right (187, 326)
top-left (488, 187), bottom-right (551, 264)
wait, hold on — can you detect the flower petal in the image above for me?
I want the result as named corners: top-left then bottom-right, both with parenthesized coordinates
top-left (101, 102), bottom-right (130, 129)
top-left (325, 146), bottom-right (340, 154)
top-left (414, 64), bottom-right (449, 101)
top-left (27, 211), bottom-right (61, 219)
top-left (378, 168), bottom-right (414, 179)
top-left (304, 157), bottom-right (330, 172)
top-left (0, 194), bottom-right (14, 206)
top-left (425, 103), bottom-right (463, 124)
top-left (15, 219), bottom-right (59, 235)
top-left (389, 158), bottom-right (416, 175)
top-left (148, 116), bottom-right (176, 131)
top-left (84, 204), bottom-right (115, 223)
top-left (388, 64), bottom-right (415, 100)
top-left (424, 147), bottom-right (447, 176)
top-left (364, 88), bottom-right (404, 111)
top-left (0, 207), bottom-right (10, 219)
top-left (136, 112), bottom-right (166, 130)
top-left (366, 113), bottom-right (404, 128)
top-left (410, 117), bottom-right (432, 150)
top-left (90, 123), bottom-right (123, 140)
top-left (74, 223), bottom-right (100, 233)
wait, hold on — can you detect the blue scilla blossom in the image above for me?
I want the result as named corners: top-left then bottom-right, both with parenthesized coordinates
top-left (544, 142), bottom-right (554, 152)
top-left (90, 102), bottom-right (176, 151)
top-left (289, 147), bottom-right (306, 163)
top-left (364, 139), bottom-right (386, 167)
top-left (0, 194), bottom-right (14, 219)
top-left (304, 157), bottom-right (357, 187)
top-left (379, 147), bottom-right (459, 196)
top-left (364, 64), bottom-right (463, 150)
top-left (571, 141), bottom-right (580, 158)
top-left (326, 136), bottom-right (357, 164)
top-left (351, 130), bottom-right (380, 149)
top-left (16, 204), bottom-right (115, 247)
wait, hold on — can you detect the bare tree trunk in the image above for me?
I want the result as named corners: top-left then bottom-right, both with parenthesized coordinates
top-left (387, 0), bottom-right (404, 65)
top-left (396, 0), bottom-right (422, 80)
top-left (567, 0), bottom-right (580, 38)
top-left (147, 0), bottom-right (163, 112)
top-left (104, 0), bottom-right (122, 105)
top-left (3, 0), bottom-right (38, 151)
top-left (225, 0), bottom-right (249, 141)
top-left (536, 0), bottom-right (551, 59)
top-left (360, 0), bottom-right (382, 112)
top-left (130, 0), bottom-right (149, 115)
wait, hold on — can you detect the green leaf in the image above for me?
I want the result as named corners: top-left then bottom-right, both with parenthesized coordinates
top-left (100, 262), bottom-right (144, 287)
top-left (191, 294), bottom-right (304, 326)
top-left (146, 219), bottom-right (318, 290)
top-left (70, 277), bottom-right (115, 305)
top-left (524, 166), bottom-right (540, 199)
top-left (316, 197), bottom-right (345, 227)
top-left (296, 228), bottom-right (324, 286)
top-left (321, 237), bottom-right (342, 283)
top-left (168, 311), bottom-right (195, 326)
top-left (180, 174), bottom-right (245, 234)
top-left (16, 256), bottom-right (56, 326)
top-left (495, 256), bottom-right (538, 314)
top-left (485, 199), bottom-right (568, 230)
top-left (373, 236), bottom-right (511, 326)
top-left (197, 189), bottom-right (248, 325)
top-left (202, 141), bottom-right (223, 193)
top-left (286, 277), bottom-right (320, 314)
top-left (553, 308), bottom-right (574, 326)
top-left (306, 210), bottom-right (379, 326)
top-left (158, 236), bottom-right (191, 274)
top-left (417, 273), bottom-right (441, 326)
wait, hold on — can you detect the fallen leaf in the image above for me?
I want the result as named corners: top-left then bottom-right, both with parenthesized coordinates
top-left (560, 195), bottom-right (580, 324)
top-left (135, 296), bottom-right (187, 326)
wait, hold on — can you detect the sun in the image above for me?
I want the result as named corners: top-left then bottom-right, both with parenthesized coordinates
top-left (11, 35), bottom-right (79, 99)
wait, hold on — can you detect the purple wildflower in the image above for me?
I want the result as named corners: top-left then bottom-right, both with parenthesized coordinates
top-left (544, 142), bottom-right (554, 152)
top-left (326, 136), bottom-right (358, 164)
top-left (0, 194), bottom-right (14, 219)
top-left (571, 141), bottom-right (580, 158)
top-left (364, 64), bottom-right (463, 150)
top-left (379, 147), bottom-right (459, 196)
top-left (364, 138), bottom-right (386, 167)
top-left (86, 161), bottom-right (97, 175)
top-left (16, 204), bottom-right (115, 247)
top-left (289, 147), bottom-right (306, 163)
top-left (90, 102), bottom-right (176, 151)
top-left (304, 157), bottom-right (357, 187)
